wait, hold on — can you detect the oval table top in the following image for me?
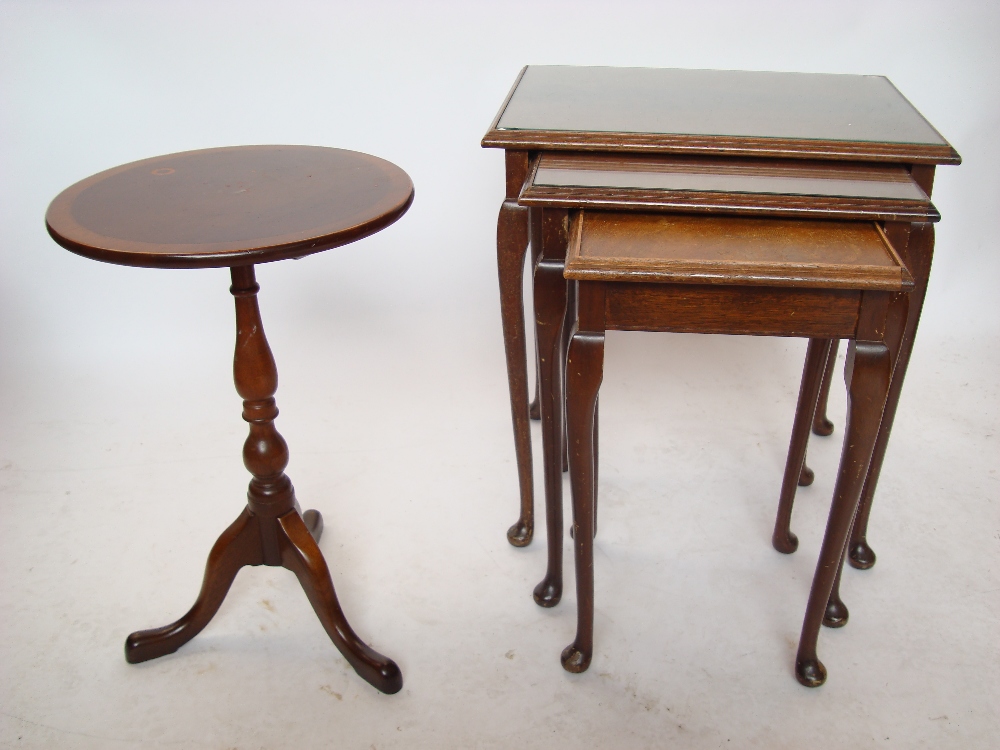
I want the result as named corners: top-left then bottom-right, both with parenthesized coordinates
top-left (46, 145), bottom-right (414, 268)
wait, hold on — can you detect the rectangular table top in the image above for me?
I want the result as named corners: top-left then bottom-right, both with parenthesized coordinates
top-left (519, 152), bottom-right (938, 222)
top-left (564, 211), bottom-right (912, 291)
top-left (483, 66), bottom-right (960, 164)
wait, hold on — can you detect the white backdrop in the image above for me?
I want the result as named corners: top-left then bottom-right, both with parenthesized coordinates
top-left (1, 2), bottom-right (997, 748)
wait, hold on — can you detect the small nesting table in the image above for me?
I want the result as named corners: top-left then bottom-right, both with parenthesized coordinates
top-left (559, 211), bottom-right (911, 686)
top-left (45, 145), bottom-right (413, 694)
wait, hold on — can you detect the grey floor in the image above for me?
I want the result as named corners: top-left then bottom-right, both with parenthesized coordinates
top-left (2, 297), bottom-right (998, 748)
top-left (2, 2), bottom-right (998, 748)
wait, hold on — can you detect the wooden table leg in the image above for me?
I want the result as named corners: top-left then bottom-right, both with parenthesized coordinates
top-left (562, 327), bottom-right (605, 673)
top-left (125, 265), bottom-right (402, 695)
top-left (795, 333), bottom-right (892, 687)
top-left (497, 199), bottom-right (534, 547)
top-left (799, 338), bottom-right (842, 486)
top-left (532, 208), bottom-right (570, 607)
top-left (773, 338), bottom-right (834, 553)
top-left (812, 339), bottom-right (840, 436)
top-left (848, 222), bottom-right (933, 570)
top-left (529, 207), bottom-right (543, 422)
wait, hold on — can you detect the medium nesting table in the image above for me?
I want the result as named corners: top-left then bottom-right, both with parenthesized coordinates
top-left (46, 145), bottom-right (413, 694)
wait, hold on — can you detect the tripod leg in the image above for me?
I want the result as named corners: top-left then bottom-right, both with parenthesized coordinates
top-left (125, 508), bottom-right (263, 664)
top-left (277, 511), bottom-right (402, 695)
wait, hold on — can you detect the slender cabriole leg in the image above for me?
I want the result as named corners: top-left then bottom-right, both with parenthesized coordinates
top-left (773, 339), bottom-right (833, 553)
top-left (849, 223), bottom-right (931, 570)
top-left (125, 508), bottom-right (263, 663)
top-left (799, 339), bottom-right (840, 485)
top-left (532, 237), bottom-right (569, 607)
top-left (561, 331), bottom-right (604, 673)
top-left (497, 200), bottom-right (534, 547)
top-left (795, 340), bottom-right (891, 687)
top-left (593, 397), bottom-right (599, 538)
top-left (529, 207), bottom-right (543, 422)
top-left (560, 279), bottom-right (576, 473)
top-left (812, 339), bottom-right (841, 436)
top-left (277, 512), bottom-right (402, 694)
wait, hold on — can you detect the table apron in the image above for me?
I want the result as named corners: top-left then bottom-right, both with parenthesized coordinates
top-left (603, 282), bottom-right (860, 338)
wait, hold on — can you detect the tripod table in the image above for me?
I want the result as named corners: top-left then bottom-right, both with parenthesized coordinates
top-left (45, 144), bottom-right (413, 694)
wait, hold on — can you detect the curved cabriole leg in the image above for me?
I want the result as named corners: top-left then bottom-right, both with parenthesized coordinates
top-left (569, 395), bottom-right (599, 540)
top-left (532, 246), bottom-right (569, 608)
top-left (812, 339), bottom-right (840, 436)
top-left (561, 332), bottom-right (604, 673)
top-left (773, 339), bottom-right (833, 553)
top-left (560, 280), bottom-right (576, 474)
top-left (125, 508), bottom-right (263, 663)
top-left (497, 201), bottom-right (534, 547)
top-left (593, 397), bottom-right (599, 538)
top-left (795, 341), bottom-right (890, 687)
top-left (849, 223), bottom-right (928, 570)
top-left (278, 511), bottom-right (402, 694)
top-left (528, 208), bottom-right (543, 423)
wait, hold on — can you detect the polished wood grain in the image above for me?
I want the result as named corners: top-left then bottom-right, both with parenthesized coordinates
top-left (48, 148), bottom-right (411, 693)
top-left (520, 153), bottom-right (939, 222)
top-left (604, 283), bottom-right (861, 338)
top-left (46, 146), bottom-right (414, 268)
top-left (532, 208), bottom-right (572, 607)
top-left (484, 66), bottom-right (960, 164)
top-left (560, 223), bottom-right (902, 685)
top-left (565, 212), bottom-right (913, 291)
top-left (496, 151), bottom-right (535, 546)
top-left (813, 339), bottom-right (841, 436)
top-left (483, 69), bottom-right (959, 680)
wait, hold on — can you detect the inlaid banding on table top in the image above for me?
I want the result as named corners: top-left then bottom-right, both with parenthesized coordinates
top-left (564, 211), bottom-right (912, 291)
top-left (45, 145), bottom-right (415, 269)
top-left (519, 153), bottom-right (939, 221)
top-left (483, 66), bottom-right (961, 164)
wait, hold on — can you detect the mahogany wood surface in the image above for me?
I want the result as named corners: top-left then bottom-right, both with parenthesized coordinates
top-left (531, 208), bottom-right (572, 606)
top-left (564, 211), bottom-right (912, 291)
top-left (48, 150), bottom-right (412, 694)
top-left (483, 66), bottom-right (960, 164)
top-left (521, 153), bottom-right (939, 222)
top-left (560, 238), bottom-right (902, 685)
top-left (46, 145), bottom-right (414, 268)
top-left (813, 339), bottom-right (842, 436)
top-left (484, 68), bottom-right (958, 688)
top-left (496, 152), bottom-right (534, 546)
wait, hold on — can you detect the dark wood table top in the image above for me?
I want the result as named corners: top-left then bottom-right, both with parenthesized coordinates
top-left (46, 145), bottom-right (414, 268)
top-left (483, 66), bottom-right (960, 164)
